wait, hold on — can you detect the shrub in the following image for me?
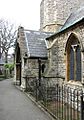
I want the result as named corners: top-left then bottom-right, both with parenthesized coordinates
top-left (4, 63), bottom-right (14, 78)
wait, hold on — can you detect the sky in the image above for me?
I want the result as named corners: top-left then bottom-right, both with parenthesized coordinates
top-left (0, 0), bottom-right (42, 54)
top-left (0, 0), bottom-right (42, 30)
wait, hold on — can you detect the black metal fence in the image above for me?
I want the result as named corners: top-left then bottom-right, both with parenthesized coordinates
top-left (25, 77), bottom-right (84, 120)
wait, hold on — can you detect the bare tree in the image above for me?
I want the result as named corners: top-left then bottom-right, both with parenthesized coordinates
top-left (0, 19), bottom-right (17, 63)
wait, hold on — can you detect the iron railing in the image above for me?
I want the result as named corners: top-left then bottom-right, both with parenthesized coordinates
top-left (25, 77), bottom-right (84, 120)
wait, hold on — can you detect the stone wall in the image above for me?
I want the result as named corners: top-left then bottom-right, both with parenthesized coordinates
top-left (40, 0), bottom-right (84, 32)
top-left (14, 27), bottom-right (28, 88)
top-left (45, 22), bottom-right (84, 86)
top-left (26, 59), bottom-right (39, 77)
top-left (21, 58), bottom-right (48, 90)
top-left (24, 59), bottom-right (48, 78)
top-left (17, 27), bottom-right (27, 57)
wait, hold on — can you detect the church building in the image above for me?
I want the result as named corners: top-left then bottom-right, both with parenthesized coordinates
top-left (14, 0), bottom-right (84, 90)
top-left (40, 0), bottom-right (84, 89)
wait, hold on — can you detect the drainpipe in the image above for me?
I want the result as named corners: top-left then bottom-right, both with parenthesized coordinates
top-left (38, 59), bottom-right (41, 86)
top-left (38, 58), bottom-right (41, 100)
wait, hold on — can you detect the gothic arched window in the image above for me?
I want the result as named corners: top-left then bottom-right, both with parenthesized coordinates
top-left (65, 33), bottom-right (81, 81)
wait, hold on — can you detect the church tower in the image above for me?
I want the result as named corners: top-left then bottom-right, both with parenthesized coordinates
top-left (40, 0), bottom-right (84, 32)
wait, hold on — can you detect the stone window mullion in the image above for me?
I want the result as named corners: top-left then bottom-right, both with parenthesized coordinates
top-left (73, 47), bottom-right (76, 80)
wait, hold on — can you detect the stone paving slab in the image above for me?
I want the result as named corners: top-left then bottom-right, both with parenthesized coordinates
top-left (0, 79), bottom-right (54, 120)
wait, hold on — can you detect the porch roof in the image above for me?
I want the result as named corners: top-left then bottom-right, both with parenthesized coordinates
top-left (24, 30), bottom-right (52, 59)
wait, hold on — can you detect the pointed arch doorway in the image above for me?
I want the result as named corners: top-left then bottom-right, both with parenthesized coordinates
top-left (16, 43), bottom-right (21, 85)
top-left (66, 33), bottom-right (81, 81)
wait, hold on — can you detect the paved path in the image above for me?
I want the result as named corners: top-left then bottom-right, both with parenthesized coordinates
top-left (0, 79), bottom-right (53, 120)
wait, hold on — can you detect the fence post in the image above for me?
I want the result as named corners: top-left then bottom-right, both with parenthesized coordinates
top-left (80, 94), bottom-right (84, 120)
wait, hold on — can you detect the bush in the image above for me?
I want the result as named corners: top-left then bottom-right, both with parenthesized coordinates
top-left (4, 63), bottom-right (14, 78)
top-left (4, 63), bottom-right (14, 70)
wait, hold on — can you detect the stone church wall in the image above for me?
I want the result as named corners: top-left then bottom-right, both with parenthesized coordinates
top-left (46, 23), bottom-right (84, 87)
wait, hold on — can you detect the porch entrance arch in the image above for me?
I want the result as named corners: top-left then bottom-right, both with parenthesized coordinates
top-left (66, 33), bottom-right (81, 81)
top-left (16, 43), bottom-right (21, 85)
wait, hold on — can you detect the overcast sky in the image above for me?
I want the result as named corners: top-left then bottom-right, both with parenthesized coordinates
top-left (0, 0), bottom-right (42, 30)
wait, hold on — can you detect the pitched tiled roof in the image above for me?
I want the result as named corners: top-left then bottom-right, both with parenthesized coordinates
top-left (24, 30), bottom-right (53, 58)
top-left (61, 7), bottom-right (84, 31)
top-left (46, 6), bottom-right (84, 39)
